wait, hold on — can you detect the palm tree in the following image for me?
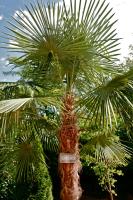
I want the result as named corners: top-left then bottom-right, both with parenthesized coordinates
top-left (1, 0), bottom-right (133, 199)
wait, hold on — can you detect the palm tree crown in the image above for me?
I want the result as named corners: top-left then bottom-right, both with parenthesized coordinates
top-left (6, 0), bottom-right (120, 90)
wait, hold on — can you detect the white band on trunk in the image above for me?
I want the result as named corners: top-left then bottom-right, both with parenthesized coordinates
top-left (59, 153), bottom-right (77, 163)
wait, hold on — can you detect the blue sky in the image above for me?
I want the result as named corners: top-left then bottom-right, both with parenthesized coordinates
top-left (0, 0), bottom-right (133, 82)
top-left (0, 0), bottom-right (34, 81)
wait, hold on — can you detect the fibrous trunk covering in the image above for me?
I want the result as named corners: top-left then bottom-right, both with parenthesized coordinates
top-left (59, 93), bottom-right (82, 200)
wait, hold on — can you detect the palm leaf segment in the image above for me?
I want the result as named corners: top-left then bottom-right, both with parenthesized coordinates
top-left (0, 98), bottom-right (32, 113)
top-left (0, 95), bottom-right (60, 146)
top-left (6, 0), bottom-right (119, 86)
top-left (81, 130), bottom-right (131, 166)
top-left (79, 68), bottom-right (133, 128)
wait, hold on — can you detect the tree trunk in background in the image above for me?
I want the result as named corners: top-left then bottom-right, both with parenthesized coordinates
top-left (59, 93), bottom-right (82, 200)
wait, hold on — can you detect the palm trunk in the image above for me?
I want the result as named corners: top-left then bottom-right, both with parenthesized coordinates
top-left (59, 93), bottom-right (82, 200)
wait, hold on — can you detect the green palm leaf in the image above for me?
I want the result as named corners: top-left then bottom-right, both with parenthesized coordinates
top-left (79, 68), bottom-right (133, 128)
top-left (14, 135), bottom-right (44, 182)
top-left (81, 131), bottom-right (131, 165)
top-left (0, 98), bottom-right (33, 113)
top-left (4, 0), bottom-right (120, 88)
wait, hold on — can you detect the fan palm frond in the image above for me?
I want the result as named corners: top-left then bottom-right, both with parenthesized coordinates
top-left (15, 135), bottom-right (44, 182)
top-left (4, 0), bottom-right (120, 88)
top-left (0, 96), bottom-right (61, 114)
top-left (95, 142), bottom-right (130, 165)
top-left (0, 98), bottom-right (33, 113)
top-left (0, 93), bottom-right (61, 143)
top-left (79, 68), bottom-right (133, 128)
top-left (30, 116), bottom-right (59, 153)
top-left (81, 130), bottom-right (131, 166)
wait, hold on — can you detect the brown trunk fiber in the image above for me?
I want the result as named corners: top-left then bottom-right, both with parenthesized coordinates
top-left (59, 93), bottom-right (82, 200)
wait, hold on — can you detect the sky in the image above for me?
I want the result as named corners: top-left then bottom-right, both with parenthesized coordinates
top-left (0, 0), bottom-right (133, 81)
